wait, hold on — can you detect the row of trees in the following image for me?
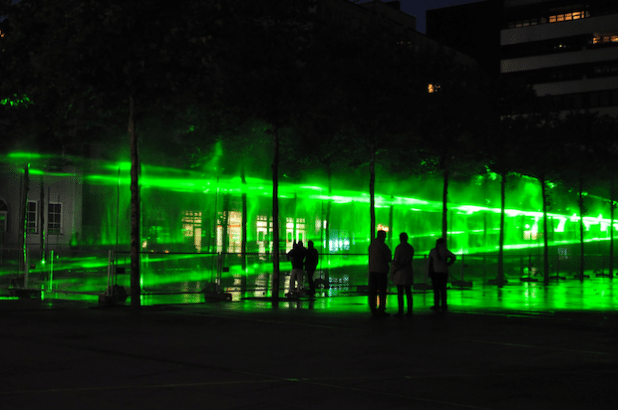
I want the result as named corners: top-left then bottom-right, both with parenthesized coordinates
top-left (1, 0), bottom-right (617, 303)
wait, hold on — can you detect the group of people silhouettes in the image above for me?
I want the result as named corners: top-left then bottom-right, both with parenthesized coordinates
top-left (285, 231), bottom-right (456, 314)
top-left (368, 230), bottom-right (456, 317)
top-left (286, 240), bottom-right (319, 297)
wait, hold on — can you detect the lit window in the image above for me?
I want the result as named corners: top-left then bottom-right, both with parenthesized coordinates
top-left (549, 11), bottom-right (587, 23)
top-left (428, 84), bottom-right (441, 93)
top-left (256, 215), bottom-right (274, 257)
top-left (48, 202), bottom-right (62, 235)
top-left (592, 33), bottom-right (618, 45)
top-left (26, 201), bottom-right (38, 233)
top-left (183, 210), bottom-right (202, 252)
top-left (285, 217), bottom-right (306, 252)
top-left (216, 210), bottom-right (242, 254)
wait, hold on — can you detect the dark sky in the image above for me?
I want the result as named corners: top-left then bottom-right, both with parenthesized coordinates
top-left (393, 0), bottom-right (487, 34)
top-left (0, 1), bottom-right (486, 33)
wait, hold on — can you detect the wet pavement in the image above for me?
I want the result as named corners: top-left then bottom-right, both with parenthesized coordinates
top-left (2, 280), bottom-right (618, 410)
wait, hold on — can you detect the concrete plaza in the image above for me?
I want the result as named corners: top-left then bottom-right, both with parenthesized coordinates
top-left (2, 279), bottom-right (618, 410)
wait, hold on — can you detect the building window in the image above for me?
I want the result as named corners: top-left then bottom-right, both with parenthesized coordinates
top-left (256, 215), bottom-right (273, 256)
top-left (183, 210), bottom-right (202, 252)
top-left (216, 210), bottom-right (241, 254)
top-left (285, 217), bottom-right (306, 252)
top-left (592, 33), bottom-right (618, 45)
top-left (592, 62), bottom-right (618, 76)
top-left (549, 11), bottom-right (587, 23)
top-left (508, 18), bottom-right (540, 28)
top-left (48, 202), bottom-right (62, 235)
top-left (26, 200), bottom-right (37, 233)
top-left (428, 83), bottom-right (441, 93)
top-left (0, 199), bottom-right (7, 232)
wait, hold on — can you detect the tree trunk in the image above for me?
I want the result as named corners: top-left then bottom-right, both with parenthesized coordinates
top-left (19, 165), bottom-right (29, 276)
top-left (222, 194), bottom-right (230, 270)
top-left (388, 204), bottom-right (394, 249)
top-left (541, 175), bottom-right (550, 285)
top-left (498, 172), bottom-right (506, 287)
top-left (442, 155), bottom-right (450, 240)
top-left (129, 93), bottom-right (141, 308)
top-left (579, 178), bottom-right (585, 282)
top-left (610, 179), bottom-right (615, 280)
top-left (324, 161), bottom-right (332, 288)
top-left (40, 177), bottom-right (45, 264)
top-left (241, 167), bottom-right (247, 271)
top-left (369, 143), bottom-right (376, 243)
top-left (271, 126), bottom-right (280, 299)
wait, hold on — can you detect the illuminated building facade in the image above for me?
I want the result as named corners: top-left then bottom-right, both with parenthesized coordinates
top-left (501, 0), bottom-right (618, 116)
top-left (428, 1), bottom-right (618, 116)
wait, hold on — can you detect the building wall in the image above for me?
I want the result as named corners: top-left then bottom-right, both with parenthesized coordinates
top-left (0, 164), bottom-right (83, 250)
top-left (501, 0), bottom-right (618, 115)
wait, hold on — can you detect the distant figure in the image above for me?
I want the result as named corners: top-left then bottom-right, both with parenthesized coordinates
top-left (287, 241), bottom-right (306, 296)
top-left (368, 230), bottom-right (392, 316)
top-left (428, 238), bottom-right (456, 311)
top-left (305, 240), bottom-right (319, 296)
top-left (391, 232), bottom-right (414, 318)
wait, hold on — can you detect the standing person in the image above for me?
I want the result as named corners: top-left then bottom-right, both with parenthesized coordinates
top-left (428, 237), bottom-right (456, 311)
top-left (368, 230), bottom-right (392, 316)
top-left (391, 232), bottom-right (414, 318)
top-left (287, 241), bottom-right (306, 296)
top-left (305, 240), bottom-right (319, 296)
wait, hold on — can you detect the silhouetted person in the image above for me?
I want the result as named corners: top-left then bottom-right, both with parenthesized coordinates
top-left (391, 232), bottom-right (414, 318)
top-left (287, 241), bottom-right (306, 296)
top-left (428, 238), bottom-right (456, 311)
top-left (305, 240), bottom-right (319, 296)
top-left (368, 230), bottom-right (392, 316)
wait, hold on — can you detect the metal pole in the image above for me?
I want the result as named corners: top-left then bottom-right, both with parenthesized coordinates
top-left (24, 249), bottom-right (29, 289)
top-left (107, 250), bottom-right (112, 295)
top-left (49, 249), bottom-right (54, 291)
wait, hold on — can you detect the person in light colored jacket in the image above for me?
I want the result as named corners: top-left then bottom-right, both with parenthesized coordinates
top-left (391, 232), bottom-right (414, 318)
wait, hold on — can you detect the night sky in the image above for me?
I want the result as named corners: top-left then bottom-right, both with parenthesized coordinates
top-left (395, 0), bottom-right (487, 34)
top-left (0, 1), bottom-right (485, 33)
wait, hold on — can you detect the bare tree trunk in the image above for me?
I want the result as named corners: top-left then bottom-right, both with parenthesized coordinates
top-left (129, 94), bottom-right (141, 308)
top-left (579, 178), bottom-right (585, 282)
top-left (610, 179), bottom-right (615, 280)
top-left (324, 161), bottom-right (332, 288)
top-left (241, 167), bottom-right (247, 271)
top-left (442, 155), bottom-right (449, 240)
top-left (271, 126), bottom-right (280, 300)
top-left (388, 204), bottom-right (393, 249)
top-left (19, 166), bottom-right (29, 276)
top-left (40, 177), bottom-right (45, 264)
top-left (539, 176), bottom-right (549, 285)
top-left (369, 143), bottom-right (376, 243)
top-left (498, 172), bottom-right (506, 287)
top-left (222, 194), bottom-right (230, 270)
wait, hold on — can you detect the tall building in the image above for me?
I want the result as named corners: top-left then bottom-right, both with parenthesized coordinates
top-left (427, 0), bottom-right (618, 116)
top-left (501, 0), bottom-right (618, 116)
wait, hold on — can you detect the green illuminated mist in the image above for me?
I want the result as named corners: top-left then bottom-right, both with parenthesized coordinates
top-left (74, 159), bottom-right (614, 257)
top-left (4, 151), bottom-right (617, 298)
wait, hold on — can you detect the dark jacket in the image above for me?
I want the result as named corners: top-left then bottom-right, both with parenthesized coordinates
top-left (287, 245), bottom-right (306, 270)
